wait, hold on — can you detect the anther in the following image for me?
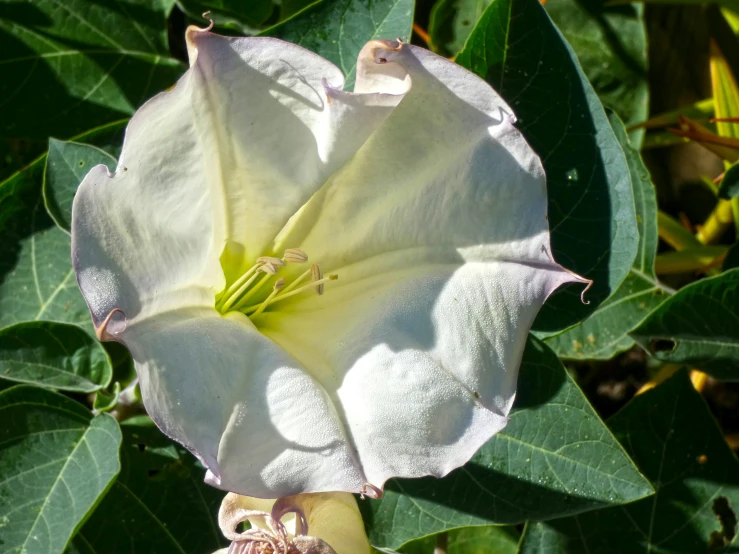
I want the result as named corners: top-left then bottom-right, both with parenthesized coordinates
top-left (311, 263), bottom-right (324, 295)
top-left (283, 248), bottom-right (308, 264)
top-left (257, 256), bottom-right (286, 268)
top-left (273, 277), bottom-right (286, 291)
top-left (259, 262), bottom-right (278, 275)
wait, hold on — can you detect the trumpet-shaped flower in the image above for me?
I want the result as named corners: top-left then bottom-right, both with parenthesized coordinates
top-left (216, 491), bottom-right (369, 554)
top-left (72, 26), bottom-right (585, 499)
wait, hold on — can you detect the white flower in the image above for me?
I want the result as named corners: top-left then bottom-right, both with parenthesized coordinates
top-left (72, 26), bottom-right (584, 498)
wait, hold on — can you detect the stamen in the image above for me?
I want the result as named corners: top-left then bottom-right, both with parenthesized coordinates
top-left (217, 264), bottom-right (260, 311)
top-left (232, 271), bottom-right (273, 311)
top-left (278, 267), bottom-right (311, 296)
top-left (283, 248), bottom-right (308, 264)
top-left (311, 263), bottom-right (324, 295)
top-left (219, 270), bottom-right (261, 313)
top-left (243, 274), bottom-right (338, 315)
top-left (250, 279), bottom-right (287, 318)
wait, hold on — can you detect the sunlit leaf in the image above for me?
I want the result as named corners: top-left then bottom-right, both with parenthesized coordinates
top-left (519, 370), bottom-right (739, 553)
top-left (0, 321), bottom-right (111, 392)
top-left (66, 417), bottom-right (226, 554)
top-left (0, 121), bottom-right (126, 331)
top-left (630, 269), bottom-right (739, 379)
top-left (0, 385), bottom-right (121, 554)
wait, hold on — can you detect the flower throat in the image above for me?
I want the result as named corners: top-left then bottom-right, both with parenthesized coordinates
top-left (216, 248), bottom-right (337, 318)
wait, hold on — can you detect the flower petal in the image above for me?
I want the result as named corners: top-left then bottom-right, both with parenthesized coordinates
top-left (72, 31), bottom-right (408, 330)
top-left (275, 40), bottom-right (558, 270)
top-left (184, 29), bottom-right (408, 279)
top-left (258, 261), bottom-right (575, 488)
top-left (71, 68), bottom-right (223, 331)
top-left (251, 41), bottom-right (582, 488)
top-left (120, 308), bottom-right (366, 498)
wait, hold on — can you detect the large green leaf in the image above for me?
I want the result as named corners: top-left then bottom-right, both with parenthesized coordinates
top-left (546, 0), bottom-right (648, 139)
top-left (67, 417), bottom-right (226, 554)
top-left (546, 112), bottom-right (672, 360)
top-left (399, 526), bottom-right (519, 554)
top-left (518, 370), bottom-right (739, 554)
top-left (429, 0), bottom-right (648, 141)
top-left (0, 320), bottom-right (112, 392)
top-left (261, 0), bottom-right (414, 90)
top-left (0, 385), bottom-right (122, 554)
top-left (0, 0), bottom-right (184, 139)
top-left (428, 0), bottom-right (490, 55)
top-left (360, 337), bottom-right (652, 550)
top-left (630, 269), bottom-right (739, 380)
top-left (0, 121), bottom-right (126, 331)
top-left (44, 139), bottom-right (117, 232)
top-left (456, 0), bottom-right (638, 332)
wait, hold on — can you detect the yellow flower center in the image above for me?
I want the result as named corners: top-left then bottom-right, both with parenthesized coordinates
top-left (216, 248), bottom-right (338, 318)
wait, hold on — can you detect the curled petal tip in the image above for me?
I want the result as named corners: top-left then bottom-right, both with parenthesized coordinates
top-left (359, 483), bottom-right (383, 500)
top-left (201, 11), bottom-right (214, 31)
top-left (580, 278), bottom-right (594, 305)
top-left (95, 308), bottom-right (126, 342)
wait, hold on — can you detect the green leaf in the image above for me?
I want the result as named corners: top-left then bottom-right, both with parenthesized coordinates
top-left (280, 0), bottom-right (321, 19)
top-left (261, 0), bottom-right (415, 90)
top-left (176, 0), bottom-right (273, 29)
top-left (725, 242), bottom-right (739, 270)
top-left (360, 337), bottom-right (652, 550)
top-left (0, 321), bottom-right (112, 392)
top-left (546, 112), bottom-right (672, 360)
top-left (0, 385), bottom-right (122, 554)
top-left (67, 417), bottom-right (226, 554)
top-left (399, 526), bottom-right (519, 554)
top-left (630, 269), bottom-right (739, 380)
top-left (44, 139), bottom-right (117, 232)
top-left (93, 381), bottom-right (121, 413)
top-left (456, 0), bottom-right (638, 333)
top-left (429, 0), bottom-right (648, 143)
top-left (0, 0), bottom-right (184, 139)
top-left (546, 0), bottom-right (649, 143)
top-left (0, 121), bottom-right (127, 331)
top-left (428, 0), bottom-right (490, 56)
top-left (719, 161), bottom-right (739, 199)
top-left (518, 369), bottom-right (739, 554)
